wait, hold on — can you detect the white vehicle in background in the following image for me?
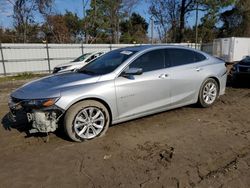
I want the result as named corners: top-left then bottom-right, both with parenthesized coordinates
top-left (53, 51), bottom-right (105, 74)
top-left (213, 37), bottom-right (250, 63)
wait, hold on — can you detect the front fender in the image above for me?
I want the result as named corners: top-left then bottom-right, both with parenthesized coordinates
top-left (55, 80), bottom-right (118, 122)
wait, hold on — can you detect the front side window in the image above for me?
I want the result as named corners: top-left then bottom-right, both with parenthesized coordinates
top-left (72, 53), bottom-right (91, 62)
top-left (195, 52), bottom-right (207, 62)
top-left (85, 55), bottom-right (96, 63)
top-left (129, 49), bottom-right (165, 72)
top-left (167, 49), bottom-right (206, 67)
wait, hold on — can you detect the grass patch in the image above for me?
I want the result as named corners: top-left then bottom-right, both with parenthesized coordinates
top-left (0, 72), bottom-right (47, 82)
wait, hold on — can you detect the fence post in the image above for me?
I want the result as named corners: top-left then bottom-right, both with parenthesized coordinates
top-left (81, 42), bottom-right (84, 55)
top-left (45, 41), bottom-right (51, 73)
top-left (0, 42), bottom-right (6, 76)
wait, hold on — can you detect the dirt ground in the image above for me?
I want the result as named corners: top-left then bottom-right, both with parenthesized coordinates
top-left (0, 78), bottom-right (250, 188)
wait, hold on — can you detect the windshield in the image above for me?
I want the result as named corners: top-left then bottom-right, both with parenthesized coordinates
top-left (240, 56), bottom-right (250, 65)
top-left (78, 49), bottom-right (137, 75)
top-left (72, 53), bottom-right (92, 62)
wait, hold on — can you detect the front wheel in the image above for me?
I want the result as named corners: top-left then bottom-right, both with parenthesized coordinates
top-left (197, 78), bottom-right (219, 108)
top-left (64, 100), bottom-right (110, 142)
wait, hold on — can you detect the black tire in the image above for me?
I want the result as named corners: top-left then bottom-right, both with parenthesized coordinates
top-left (197, 78), bottom-right (219, 108)
top-left (64, 100), bottom-right (110, 142)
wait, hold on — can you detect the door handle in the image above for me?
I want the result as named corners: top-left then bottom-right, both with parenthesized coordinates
top-left (159, 74), bottom-right (168, 79)
top-left (195, 67), bottom-right (203, 72)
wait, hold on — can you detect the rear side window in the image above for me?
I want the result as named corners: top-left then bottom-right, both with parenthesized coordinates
top-left (129, 49), bottom-right (165, 72)
top-left (167, 49), bottom-right (206, 67)
top-left (195, 52), bottom-right (206, 62)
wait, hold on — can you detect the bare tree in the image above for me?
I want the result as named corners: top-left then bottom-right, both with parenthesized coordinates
top-left (149, 0), bottom-right (237, 43)
top-left (178, 0), bottom-right (195, 42)
top-left (36, 0), bottom-right (53, 15)
top-left (13, 0), bottom-right (36, 42)
top-left (6, 0), bottom-right (54, 42)
top-left (149, 0), bottom-right (180, 42)
top-left (122, 0), bottom-right (140, 15)
top-left (149, 0), bottom-right (196, 42)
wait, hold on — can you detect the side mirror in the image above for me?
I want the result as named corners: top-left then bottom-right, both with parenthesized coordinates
top-left (121, 67), bottom-right (143, 77)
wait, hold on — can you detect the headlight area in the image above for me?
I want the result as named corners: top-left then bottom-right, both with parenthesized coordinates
top-left (53, 65), bottom-right (70, 73)
top-left (9, 97), bottom-right (65, 134)
top-left (22, 98), bottom-right (59, 108)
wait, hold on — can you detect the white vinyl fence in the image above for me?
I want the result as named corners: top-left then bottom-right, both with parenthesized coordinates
top-left (201, 43), bottom-right (213, 55)
top-left (0, 43), bottom-right (201, 75)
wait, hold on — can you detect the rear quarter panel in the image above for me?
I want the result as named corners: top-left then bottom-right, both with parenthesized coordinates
top-left (201, 57), bottom-right (227, 96)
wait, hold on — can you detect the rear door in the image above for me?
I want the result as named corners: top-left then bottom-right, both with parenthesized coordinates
top-left (114, 49), bottom-right (171, 119)
top-left (166, 48), bottom-right (208, 106)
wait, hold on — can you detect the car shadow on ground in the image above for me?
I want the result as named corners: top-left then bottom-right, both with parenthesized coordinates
top-left (1, 111), bottom-right (29, 132)
top-left (1, 112), bottom-right (71, 142)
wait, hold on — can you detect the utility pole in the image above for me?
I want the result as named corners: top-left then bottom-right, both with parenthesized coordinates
top-left (82, 0), bottom-right (86, 18)
top-left (195, 0), bottom-right (199, 49)
top-left (150, 17), bottom-right (154, 44)
top-left (0, 42), bottom-right (6, 76)
top-left (117, 16), bottom-right (120, 44)
top-left (82, 0), bottom-right (89, 44)
top-left (45, 40), bottom-right (51, 73)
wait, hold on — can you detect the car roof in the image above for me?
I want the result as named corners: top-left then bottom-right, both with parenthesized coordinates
top-left (119, 45), bottom-right (194, 52)
top-left (117, 45), bottom-right (211, 60)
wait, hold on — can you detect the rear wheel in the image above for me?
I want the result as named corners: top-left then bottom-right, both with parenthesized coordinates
top-left (64, 100), bottom-right (110, 142)
top-left (198, 78), bottom-right (219, 108)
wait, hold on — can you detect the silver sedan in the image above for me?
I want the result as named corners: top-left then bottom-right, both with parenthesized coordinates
top-left (9, 45), bottom-right (227, 142)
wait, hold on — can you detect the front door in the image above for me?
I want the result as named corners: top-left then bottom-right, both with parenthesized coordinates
top-left (114, 49), bottom-right (171, 120)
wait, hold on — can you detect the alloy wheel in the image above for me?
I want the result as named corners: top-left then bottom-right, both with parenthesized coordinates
top-left (73, 107), bottom-right (105, 139)
top-left (202, 82), bottom-right (217, 105)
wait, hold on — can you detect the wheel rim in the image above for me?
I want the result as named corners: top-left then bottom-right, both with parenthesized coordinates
top-left (203, 82), bottom-right (217, 105)
top-left (73, 107), bottom-right (105, 139)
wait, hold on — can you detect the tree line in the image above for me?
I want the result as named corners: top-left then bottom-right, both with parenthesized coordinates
top-left (0, 0), bottom-right (249, 44)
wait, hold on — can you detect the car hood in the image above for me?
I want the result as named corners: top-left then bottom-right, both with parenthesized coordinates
top-left (11, 72), bottom-right (100, 99)
top-left (56, 61), bottom-right (85, 68)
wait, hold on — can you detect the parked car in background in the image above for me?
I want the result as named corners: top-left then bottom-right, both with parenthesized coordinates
top-left (53, 51), bottom-right (105, 74)
top-left (9, 45), bottom-right (227, 142)
top-left (232, 56), bottom-right (250, 80)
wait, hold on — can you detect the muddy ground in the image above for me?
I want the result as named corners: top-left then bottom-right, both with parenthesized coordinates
top-left (0, 78), bottom-right (250, 188)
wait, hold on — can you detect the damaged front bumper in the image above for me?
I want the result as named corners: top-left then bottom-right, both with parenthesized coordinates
top-left (8, 97), bottom-right (65, 133)
top-left (27, 109), bottom-right (64, 133)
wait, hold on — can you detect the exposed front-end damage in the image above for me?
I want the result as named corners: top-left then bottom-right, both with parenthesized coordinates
top-left (8, 96), bottom-right (64, 134)
top-left (27, 109), bottom-right (64, 133)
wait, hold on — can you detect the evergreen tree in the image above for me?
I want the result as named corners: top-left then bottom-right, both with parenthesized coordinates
top-left (120, 13), bottom-right (148, 43)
